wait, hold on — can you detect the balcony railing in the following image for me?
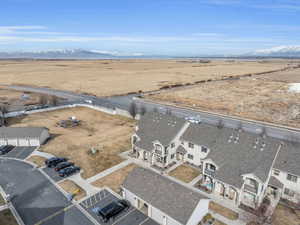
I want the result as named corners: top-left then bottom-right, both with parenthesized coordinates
top-left (204, 168), bottom-right (216, 177)
top-left (243, 184), bottom-right (258, 194)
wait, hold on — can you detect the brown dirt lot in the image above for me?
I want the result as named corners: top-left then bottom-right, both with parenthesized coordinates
top-left (0, 209), bottom-right (18, 225)
top-left (257, 67), bottom-right (300, 83)
top-left (91, 163), bottom-right (138, 194)
top-left (209, 201), bottom-right (239, 220)
top-left (168, 164), bottom-right (201, 183)
top-left (0, 59), bottom-right (292, 97)
top-left (26, 155), bottom-right (47, 167)
top-left (7, 107), bottom-right (135, 179)
top-left (58, 180), bottom-right (86, 200)
top-left (150, 78), bottom-right (300, 128)
top-left (272, 204), bottom-right (300, 225)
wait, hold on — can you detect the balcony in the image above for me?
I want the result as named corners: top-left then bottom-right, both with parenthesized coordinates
top-left (243, 184), bottom-right (258, 194)
top-left (204, 168), bottom-right (216, 177)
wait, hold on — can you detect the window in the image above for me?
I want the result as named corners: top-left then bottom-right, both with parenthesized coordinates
top-left (284, 188), bottom-right (295, 197)
top-left (188, 142), bottom-right (194, 149)
top-left (187, 154), bottom-right (194, 160)
top-left (201, 146), bottom-right (208, 153)
top-left (287, 174), bottom-right (298, 183)
top-left (273, 169), bottom-right (280, 176)
top-left (155, 144), bottom-right (162, 155)
top-left (171, 143), bottom-right (175, 148)
top-left (171, 154), bottom-right (175, 159)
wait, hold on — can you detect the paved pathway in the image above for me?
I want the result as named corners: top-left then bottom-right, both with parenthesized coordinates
top-left (68, 173), bottom-right (100, 196)
top-left (30, 150), bottom-right (54, 159)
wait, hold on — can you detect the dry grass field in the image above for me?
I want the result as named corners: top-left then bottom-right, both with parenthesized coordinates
top-left (26, 155), bottom-right (47, 167)
top-left (7, 107), bottom-right (135, 178)
top-left (0, 209), bottom-right (18, 225)
top-left (272, 204), bottom-right (300, 225)
top-left (257, 67), bottom-right (300, 83)
top-left (91, 163), bottom-right (138, 194)
top-left (168, 164), bottom-right (201, 183)
top-left (150, 77), bottom-right (300, 128)
top-left (58, 180), bottom-right (86, 200)
top-left (0, 59), bottom-right (292, 97)
top-left (0, 87), bottom-right (41, 111)
top-left (209, 201), bottom-right (239, 220)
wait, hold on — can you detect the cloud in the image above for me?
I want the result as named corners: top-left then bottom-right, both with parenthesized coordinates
top-left (0, 25), bottom-right (47, 34)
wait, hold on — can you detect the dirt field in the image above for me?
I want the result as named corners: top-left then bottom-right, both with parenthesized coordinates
top-left (209, 201), bottom-right (239, 220)
top-left (272, 204), bottom-right (300, 225)
top-left (58, 180), bottom-right (86, 200)
top-left (0, 59), bottom-right (293, 97)
top-left (0, 87), bottom-right (42, 111)
top-left (257, 67), bottom-right (300, 83)
top-left (91, 163), bottom-right (138, 194)
top-left (168, 164), bottom-right (201, 183)
top-left (26, 155), bottom-right (47, 167)
top-left (150, 77), bottom-right (300, 128)
top-left (7, 107), bottom-right (135, 178)
top-left (0, 209), bottom-right (18, 225)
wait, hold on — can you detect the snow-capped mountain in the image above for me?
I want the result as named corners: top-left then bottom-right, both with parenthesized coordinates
top-left (0, 49), bottom-right (145, 59)
top-left (250, 46), bottom-right (300, 57)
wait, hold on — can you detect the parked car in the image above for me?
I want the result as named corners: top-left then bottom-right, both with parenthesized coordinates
top-left (45, 157), bottom-right (67, 168)
top-left (0, 145), bottom-right (14, 155)
top-left (93, 200), bottom-right (130, 222)
top-left (58, 166), bottom-right (80, 177)
top-left (54, 161), bottom-right (74, 171)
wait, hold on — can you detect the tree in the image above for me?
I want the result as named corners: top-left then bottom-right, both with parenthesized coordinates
top-left (38, 95), bottom-right (48, 105)
top-left (129, 102), bottom-right (137, 118)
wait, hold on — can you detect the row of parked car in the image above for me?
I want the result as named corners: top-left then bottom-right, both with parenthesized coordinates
top-left (0, 145), bottom-right (14, 155)
top-left (45, 157), bottom-right (80, 177)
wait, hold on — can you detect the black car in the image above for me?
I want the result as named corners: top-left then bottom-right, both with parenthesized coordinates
top-left (58, 166), bottom-right (80, 177)
top-left (95, 200), bottom-right (130, 222)
top-left (0, 145), bottom-right (14, 155)
top-left (54, 161), bottom-right (74, 171)
top-left (45, 157), bottom-right (67, 168)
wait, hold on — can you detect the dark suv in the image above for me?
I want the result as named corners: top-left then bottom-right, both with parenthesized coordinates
top-left (0, 145), bottom-right (14, 155)
top-left (45, 157), bottom-right (67, 168)
top-left (58, 166), bottom-right (80, 177)
top-left (94, 200), bottom-right (130, 222)
top-left (54, 161), bottom-right (74, 171)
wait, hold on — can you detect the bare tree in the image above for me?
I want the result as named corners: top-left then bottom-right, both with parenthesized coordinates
top-left (49, 96), bottom-right (58, 106)
top-left (129, 102), bottom-right (137, 118)
top-left (38, 95), bottom-right (48, 105)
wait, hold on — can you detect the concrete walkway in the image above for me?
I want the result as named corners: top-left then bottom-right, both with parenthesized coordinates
top-left (31, 150), bottom-right (55, 159)
top-left (189, 174), bottom-right (203, 186)
top-left (68, 173), bottom-right (100, 196)
top-left (86, 159), bottom-right (133, 184)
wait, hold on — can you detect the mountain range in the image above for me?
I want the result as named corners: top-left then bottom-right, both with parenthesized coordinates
top-left (0, 46), bottom-right (300, 59)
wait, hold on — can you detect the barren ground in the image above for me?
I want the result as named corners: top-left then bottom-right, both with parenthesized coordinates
top-left (58, 180), bottom-right (86, 200)
top-left (0, 209), bottom-right (18, 225)
top-left (7, 107), bottom-right (135, 178)
top-left (272, 204), bottom-right (300, 225)
top-left (0, 59), bottom-right (293, 97)
top-left (91, 163), bottom-right (138, 194)
top-left (149, 77), bottom-right (300, 128)
top-left (168, 164), bottom-right (201, 183)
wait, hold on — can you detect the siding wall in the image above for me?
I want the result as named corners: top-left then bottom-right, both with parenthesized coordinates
top-left (272, 169), bottom-right (300, 203)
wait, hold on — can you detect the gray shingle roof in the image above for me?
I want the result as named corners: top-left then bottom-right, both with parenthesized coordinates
top-left (135, 112), bottom-right (186, 151)
top-left (181, 123), bottom-right (281, 188)
top-left (0, 127), bottom-right (48, 139)
top-left (123, 167), bottom-right (206, 225)
top-left (268, 176), bottom-right (284, 189)
top-left (274, 141), bottom-right (300, 176)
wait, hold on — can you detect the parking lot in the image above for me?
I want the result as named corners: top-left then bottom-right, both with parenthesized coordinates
top-left (0, 146), bottom-right (36, 159)
top-left (42, 166), bottom-right (67, 183)
top-left (80, 189), bottom-right (159, 225)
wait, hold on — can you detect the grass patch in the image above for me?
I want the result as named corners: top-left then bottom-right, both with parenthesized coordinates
top-left (0, 209), bottom-right (18, 225)
top-left (169, 164), bottom-right (201, 183)
top-left (58, 180), bottom-right (86, 201)
top-left (92, 163), bottom-right (138, 194)
top-left (209, 201), bottom-right (239, 220)
top-left (272, 203), bottom-right (300, 225)
top-left (0, 192), bottom-right (5, 205)
top-left (26, 155), bottom-right (47, 167)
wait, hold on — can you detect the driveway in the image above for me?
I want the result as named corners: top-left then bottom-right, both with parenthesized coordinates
top-left (0, 158), bottom-right (94, 225)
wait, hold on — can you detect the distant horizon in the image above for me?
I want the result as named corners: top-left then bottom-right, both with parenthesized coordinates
top-left (1, 0), bottom-right (300, 55)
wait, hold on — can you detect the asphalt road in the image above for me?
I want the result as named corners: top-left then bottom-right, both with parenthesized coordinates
top-left (0, 158), bottom-right (94, 225)
top-left (7, 84), bottom-right (300, 142)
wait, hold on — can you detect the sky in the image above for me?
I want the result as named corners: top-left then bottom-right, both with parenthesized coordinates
top-left (0, 0), bottom-right (300, 55)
